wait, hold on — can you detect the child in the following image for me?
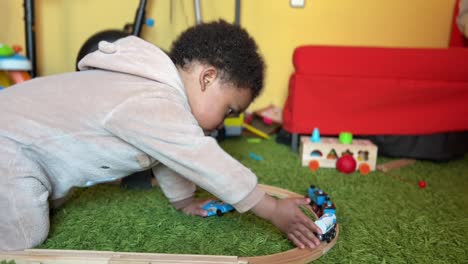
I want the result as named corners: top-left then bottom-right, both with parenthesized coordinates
top-left (458, 0), bottom-right (468, 38)
top-left (0, 20), bottom-right (321, 251)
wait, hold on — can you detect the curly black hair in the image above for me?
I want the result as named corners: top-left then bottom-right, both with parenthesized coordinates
top-left (169, 20), bottom-right (265, 99)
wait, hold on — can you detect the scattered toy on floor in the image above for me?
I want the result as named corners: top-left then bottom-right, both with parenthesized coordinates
top-left (247, 138), bottom-right (262, 143)
top-left (418, 180), bottom-right (427, 188)
top-left (242, 105), bottom-right (282, 139)
top-left (243, 122), bottom-right (270, 139)
top-left (202, 200), bottom-right (235, 217)
top-left (248, 152), bottom-right (263, 161)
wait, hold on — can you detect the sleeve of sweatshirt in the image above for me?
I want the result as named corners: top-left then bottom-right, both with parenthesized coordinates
top-left (102, 91), bottom-right (265, 213)
top-left (152, 163), bottom-right (196, 204)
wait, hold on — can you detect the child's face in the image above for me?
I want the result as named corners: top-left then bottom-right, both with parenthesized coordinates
top-left (182, 64), bottom-right (253, 135)
top-left (193, 80), bottom-right (252, 135)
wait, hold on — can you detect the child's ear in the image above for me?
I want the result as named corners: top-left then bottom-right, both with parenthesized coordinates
top-left (199, 66), bottom-right (218, 92)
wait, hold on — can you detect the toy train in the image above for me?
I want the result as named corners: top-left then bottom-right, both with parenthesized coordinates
top-left (308, 185), bottom-right (337, 243)
top-left (308, 185), bottom-right (336, 217)
top-left (315, 213), bottom-right (337, 243)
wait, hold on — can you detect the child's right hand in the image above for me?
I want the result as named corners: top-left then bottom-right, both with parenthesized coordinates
top-left (251, 194), bottom-right (322, 249)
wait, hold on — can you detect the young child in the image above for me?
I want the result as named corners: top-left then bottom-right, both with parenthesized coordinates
top-left (0, 20), bottom-right (321, 251)
top-left (458, 0), bottom-right (468, 38)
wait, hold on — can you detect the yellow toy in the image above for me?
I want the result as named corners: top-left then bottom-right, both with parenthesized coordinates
top-left (0, 71), bottom-right (12, 89)
top-left (223, 113), bottom-right (244, 136)
top-left (223, 114), bottom-right (271, 139)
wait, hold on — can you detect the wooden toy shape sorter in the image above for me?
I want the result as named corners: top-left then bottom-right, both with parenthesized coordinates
top-left (300, 136), bottom-right (378, 171)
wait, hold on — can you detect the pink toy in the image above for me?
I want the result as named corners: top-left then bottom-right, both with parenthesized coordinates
top-left (263, 116), bottom-right (273, 125)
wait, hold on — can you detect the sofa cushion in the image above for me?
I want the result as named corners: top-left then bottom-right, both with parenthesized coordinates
top-left (293, 46), bottom-right (468, 82)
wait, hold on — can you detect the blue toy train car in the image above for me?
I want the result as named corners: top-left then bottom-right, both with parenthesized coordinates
top-left (322, 200), bottom-right (336, 216)
top-left (308, 185), bottom-right (328, 207)
top-left (202, 200), bottom-right (235, 217)
top-left (314, 213), bottom-right (337, 243)
top-left (308, 185), bottom-right (336, 217)
top-left (307, 185), bottom-right (337, 243)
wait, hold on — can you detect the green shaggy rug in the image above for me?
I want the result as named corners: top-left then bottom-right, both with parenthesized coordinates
top-left (33, 136), bottom-right (468, 263)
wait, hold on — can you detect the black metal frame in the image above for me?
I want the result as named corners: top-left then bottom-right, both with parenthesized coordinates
top-left (22, 0), bottom-right (148, 78)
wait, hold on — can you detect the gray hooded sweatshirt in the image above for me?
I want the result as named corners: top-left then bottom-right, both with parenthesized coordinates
top-left (0, 36), bottom-right (265, 250)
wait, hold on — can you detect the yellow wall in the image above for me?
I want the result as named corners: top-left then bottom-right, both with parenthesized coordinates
top-left (1, 0), bottom-right (456, 110)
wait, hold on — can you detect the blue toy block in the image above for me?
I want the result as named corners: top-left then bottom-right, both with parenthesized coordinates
top-left (310, 127), bottom-right (321, 143)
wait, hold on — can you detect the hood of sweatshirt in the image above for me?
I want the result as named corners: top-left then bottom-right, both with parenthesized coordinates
top-left (78, 36), bottom-right (185, 97)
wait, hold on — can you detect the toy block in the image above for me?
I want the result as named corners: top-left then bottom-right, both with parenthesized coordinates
top-left (300, 136), bottom-right (378, 171)
top-left (224, 113), bottom-right (244, 127)
top-left (311, 128), bottom-right (321, 142)
top-left (224, 113), bottom-right (244, 136)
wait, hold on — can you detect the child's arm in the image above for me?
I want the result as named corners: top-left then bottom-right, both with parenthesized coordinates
top-left (104, 93), bottom-right (264, 213)
top-left (152, 165), bottom-right (215, 217)
top-left (250, 194), bottom-right (322, 249)
top-left (173, 191), bottom-right (322, 248)
top-left (152, 164), bottom-right (197, 205)
top-left (103, 92), bottom-right (319, 247)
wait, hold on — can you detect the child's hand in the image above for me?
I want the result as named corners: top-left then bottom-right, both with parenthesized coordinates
top-left (271, 197), bottom-right (322, 249)
top-left (172, 197), bottom-right (215, 217)
top-left (251, 194), bottom-right (322, 249)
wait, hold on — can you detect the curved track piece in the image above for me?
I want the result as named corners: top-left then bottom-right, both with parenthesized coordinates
top-left (241, 184), bottom-right (339, 264)
top-left (0, 184), bottom-right (338, 264)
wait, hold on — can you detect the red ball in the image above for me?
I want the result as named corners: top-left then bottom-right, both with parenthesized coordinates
top-left (418, 180), bottom-right (427, 188)
top-left (336, 155), bottom-right (357, 174)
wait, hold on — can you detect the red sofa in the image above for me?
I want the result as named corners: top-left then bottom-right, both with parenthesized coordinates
top-left (283, 1), bottom-right (468, 150)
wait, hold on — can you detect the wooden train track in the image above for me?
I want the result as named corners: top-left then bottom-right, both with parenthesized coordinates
top-left (0, 184), bottom-right (339, 264)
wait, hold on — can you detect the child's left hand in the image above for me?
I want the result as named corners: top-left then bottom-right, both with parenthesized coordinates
top-left (172, 197), bottom-right (215, 217)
